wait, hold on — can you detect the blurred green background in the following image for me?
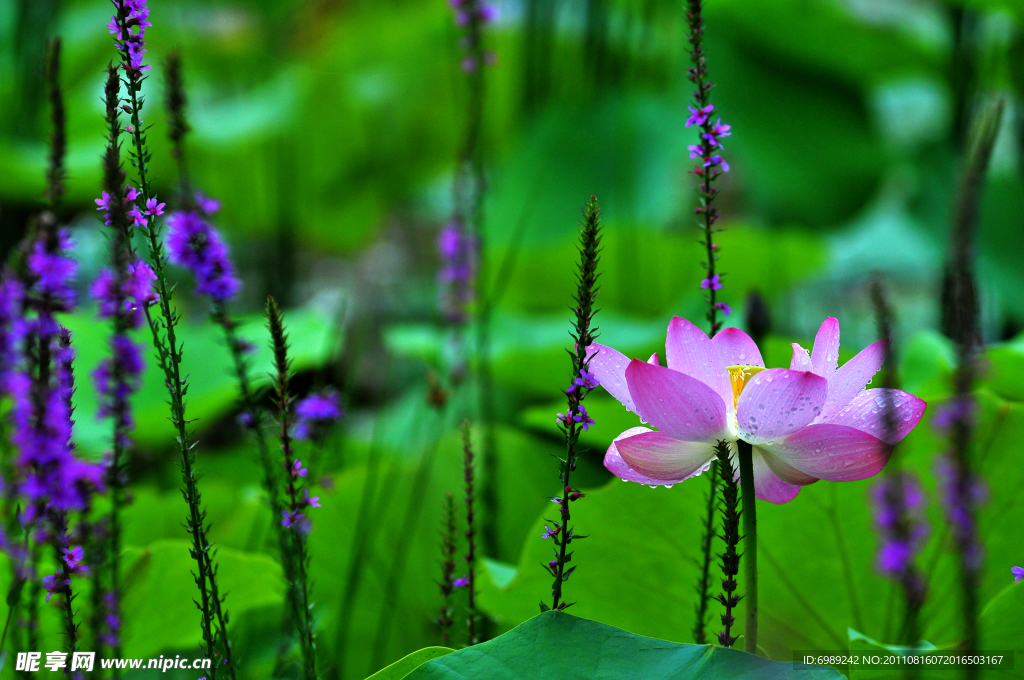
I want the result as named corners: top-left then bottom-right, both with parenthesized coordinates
top-left (2, 0), bottom-right (1024, 677)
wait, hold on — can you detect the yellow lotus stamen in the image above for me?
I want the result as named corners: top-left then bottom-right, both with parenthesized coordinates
top-left (727, 365), bottom-right (765, 410)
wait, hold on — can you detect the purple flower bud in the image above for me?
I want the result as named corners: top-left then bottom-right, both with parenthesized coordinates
top-left (453, 576), bottom-right (470, 587)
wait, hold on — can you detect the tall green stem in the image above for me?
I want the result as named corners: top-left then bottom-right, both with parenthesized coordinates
top-left (737, 440), bottom-right (758, 653)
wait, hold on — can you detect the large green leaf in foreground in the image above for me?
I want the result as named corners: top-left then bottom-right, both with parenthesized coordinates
top-left (405, 613), bottom-right (843, 679)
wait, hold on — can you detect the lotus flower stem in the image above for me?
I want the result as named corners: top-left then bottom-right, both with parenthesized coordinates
top-left (109, 2), bottom-right (231, 673)
top-left (436, 492), bottom-right (457, 645)
top-left (737, 439), bottom-right (758, 653)
top-left (462, 420), bottom-right (479, 644)
top-left (546, 195), bottom-right (601, 613)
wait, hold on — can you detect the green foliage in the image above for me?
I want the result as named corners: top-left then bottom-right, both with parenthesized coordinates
top-left (364, 648), bottom-right (454, 680)
top-left (119, 540), bottom-right (285, 659)
top-left (63, 304), bottom-right (337, 456)
top-left (406, 612), bottom-right (844, 679)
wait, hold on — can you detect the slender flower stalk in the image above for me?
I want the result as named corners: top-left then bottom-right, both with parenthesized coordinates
top-left (436, 492), bottom-right (457, 645)
top-left (543, 195), bottom-right (601, 613)
top-left (447, 0), bottom-right (499, 559)
top-left (940, 100), bottom-right (1003, 662)
top-left (461, 420), bottom-right (479, 644)
top-left (45, 38), bottom-right (66, 210)
top-left (266, 297), bottom-right (318, 680)
top-left (106, 2), bottom-right (232, 674)
top-left (93, 64), bottom-right (155, 667)
top-left (684, 0), bottom-right (733, 644)
top-left (713, 442), bottom-right (740, 647)
top-left (869, 280), bottom-right (927, 644)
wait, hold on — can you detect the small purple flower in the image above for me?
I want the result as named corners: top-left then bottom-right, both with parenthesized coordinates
top-left (564, 369), bottom-right (599, 394)
top-left (167, 209), bottom-right (240, 301)
top-left (145, 198), bottom-right (165, 216)
top-left (541, 524), bottom-right (560, 539)
top-left (700, 274), bottom-right (722, 291)
top-left (293, 390), bottom-right (344, 442)
top-left (548, 560), bottom-right (558, 570)
top-left (687, 144), bottom-right (705, 160)
top-left (715, 302), bottom-right (732, 316)
top-left (703, 155), bottom-right (729, 172)
top-left (573, 404), bottom-right (595, 431)
top-left (686, 105), bottom-right (714, 127)
top-left (453, 576), bottom-right (470, 588)
top-left (556, 412), bottom-right (571, 427)
top-left (701, 119), bottom-right (732, 147)
top-left (42, 574), bottom-right (71, 602)
top-left (281, 509), bottom-right (306, 529)
top-left (303, 489), bottom-right (320, 508)
top-left (291, 459), bottom-right (309, 479)
top-left (63, 546), bottom-right (89, 574)
top-left (1013, 566), bottom-right (1024, 583)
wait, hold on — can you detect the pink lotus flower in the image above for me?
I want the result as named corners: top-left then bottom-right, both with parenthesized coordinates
top-left (586, 317), bottom-right (926, 503)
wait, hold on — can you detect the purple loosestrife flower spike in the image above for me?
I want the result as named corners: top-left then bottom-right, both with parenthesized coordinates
top-left (266, 296), bottom-right (318, 680)
top-left (544, 196), bottom-right (601, 614)
top-left (107, 7), bottom-right (233, 674)
top-left (939, 101), bottom-right (1004, 657)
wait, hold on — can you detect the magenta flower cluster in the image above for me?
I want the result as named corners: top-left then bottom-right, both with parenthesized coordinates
top-left (107, 0), bottom-right (152, 77)
top-left (686, 105), bottom-right (731, 175)
top-left (167, 197), bottom-right (240, 302)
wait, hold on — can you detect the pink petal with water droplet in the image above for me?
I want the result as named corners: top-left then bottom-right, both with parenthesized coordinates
top-left (767, 423), bottom-right (890, 482)
top-left (811, 317), bottom-right (841, 378)
top-left (625, 359), bottom-right (728, 442)
top-left (612, 428), bottom-right (715, 483)
top-left (790, 343), bottom-right (812, 371)
top-left (820, 339), bottom-right (888, 421)
top-left (585, 343), bottom-right (638, 414)
top-left (823, 389), bottom-right (926, 444)
top-left (735, 368), bottom-right (828, 443)
top-left (665, 316), bottom-right (732, 406)
top-left (712, 326), bottom-right (764, 367)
